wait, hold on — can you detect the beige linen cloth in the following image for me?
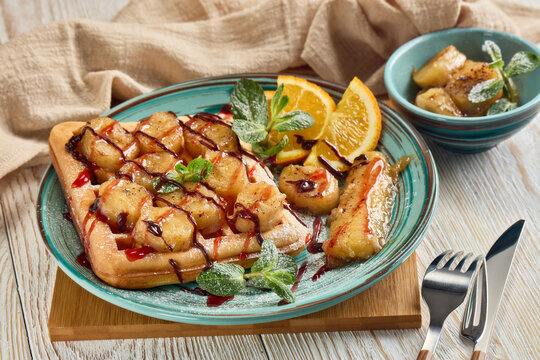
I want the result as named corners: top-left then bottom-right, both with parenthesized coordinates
top-left (0, 0), bottom-right (539, 179)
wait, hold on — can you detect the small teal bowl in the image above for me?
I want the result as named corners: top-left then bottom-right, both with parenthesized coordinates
top-left (384, 28), bottom-right (540, 153)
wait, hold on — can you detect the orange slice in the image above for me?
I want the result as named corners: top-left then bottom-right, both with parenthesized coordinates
top-left (265, 76), bottom-right (335, 165)
top-left (304, 77), bottom-right (381, 171)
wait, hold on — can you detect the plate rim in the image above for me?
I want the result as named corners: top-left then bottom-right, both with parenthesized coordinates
top-left (36, 73), bottom-right (438, 325)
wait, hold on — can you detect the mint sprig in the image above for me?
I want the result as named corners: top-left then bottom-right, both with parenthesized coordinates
top-left (231, 79), bottom-right (315, 158)
top-left (468, 40), bottom-right (539, 114)
top-left (196, 239), bottom-right (298, 303)
top-left (153, 158), bottom-right (213, 193)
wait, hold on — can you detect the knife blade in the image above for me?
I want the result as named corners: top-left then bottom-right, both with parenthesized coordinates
top-left (463, 219), bottom-right (525, 357)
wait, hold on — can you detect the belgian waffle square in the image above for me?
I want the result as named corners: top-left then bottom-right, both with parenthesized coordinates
top-left (48, 112), bottom-right (308, 289)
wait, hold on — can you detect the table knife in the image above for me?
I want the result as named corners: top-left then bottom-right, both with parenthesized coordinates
top-left (461, 219), bottom-right (525, 360)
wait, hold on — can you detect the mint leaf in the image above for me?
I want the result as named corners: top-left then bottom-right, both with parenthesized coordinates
top-left (273, 253), bottom-right (298, 277)
top-left (252, 239), bottom-right (279, 273)
top-left (264, 274), bottom-right (296, 303)
top-left (183, 158), bottom-right (213, 183)
top-left (273, 111), bottom-right (315, 132)
top-left (468, 78), bottom-right (504, 104)
top-left (504, 51), bottom-right (540, 77)
top-left (482, 40), bottom-right (503, 64)
top-left (231, 78), bottom-right (268, 126)
top-left (268, 270), bottom-right (296, 285)
top-left (271, 84), bottom-right (284, 118)
top-left (487, 98), bottom-right (518, 115)
top-left (252, 136), bottom-right (289, 158)
top-left (153, 172), bottom-right (183, 193)
top-left (488, 60), bottom-right (504, 69)
top-left (232, 119), bottom-right (268, 143)
top-left (196, 263), bottom-right (246, 297)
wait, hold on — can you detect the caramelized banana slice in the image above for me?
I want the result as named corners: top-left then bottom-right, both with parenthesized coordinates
top-left (133, 206), bottom-right (194, 252)
top-left (97, 179), bottom-right (151, 233)
top-left (80, 117), bottom-right (139, 172)
top-left (323, 151), bottom-right (408, 268)
top-left (135, 111), bottom-right (184, 154)
top-left (278, 165), bottom-right (339, 215)
top-left (184, 114), bottom-right (239, 157)
top-left (118, 152), bottom-right (180, 191)
top-left (232, 183), bottom-right (285, 233)
top-left (413, 45), bottom-right (467, 88)
top-left (445, 60), bottom-right (502, 116)
top-left (415, 88), bottom-right (463, 116)
top-left (204, 150), bottom-right (249, 202)
top-left (155, 183), bottom-right (226, 236)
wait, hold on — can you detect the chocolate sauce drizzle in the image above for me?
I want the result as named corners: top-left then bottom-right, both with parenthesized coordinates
top-left (229, 203), bottom-right (264, 246)
top-left (317, 155), bottom-right (347, 180)
top-left (144, 220), bottom-right (174, 252)
top-left (278, 261), bottom-right (308, 306)
top-left (287, 179), bottom-right (317, 193)
top-left (307, 217), bottom-right (324, 254)
top-left (295, 135), bottom-right (318, 150)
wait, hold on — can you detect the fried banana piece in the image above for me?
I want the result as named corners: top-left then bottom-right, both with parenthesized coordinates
top-left (97, 179), bottom-right (151, 233)
top-left (232, 183), bottom-right (285, 233)
top-left (155, 183), bottom-right (226, 236)
top-left (204, 150), bottom-right (249, 202)
top-left (133, 206), bottom-right (194, 252)
top-left (413, 45), bottom-right (467, 88)
top-left (117, 152), bottom-right (180, 191)
top-left (444, 60), bottom-right (502, 116)
top-left (415, 88), bottom-right (463, 117)
top-left (135, 111), bottom-right (184, 155)
top-left (184, 115), bottom-right (239, 157)
top-left (79, 117), bottom-right (139, 173)
top-left (323, 151), bottom-right (407, 268)
top-left (278, 165), bottom-right (339, 215)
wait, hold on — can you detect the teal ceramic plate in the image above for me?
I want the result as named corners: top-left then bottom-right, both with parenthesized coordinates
top-left (37, 74), bottom-right (438, 325)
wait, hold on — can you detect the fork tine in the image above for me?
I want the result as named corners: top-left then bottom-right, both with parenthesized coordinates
top-left (442, 251), bottom-right (464, 269)
top-left (455, 252), bottom-right (473, 272)
top-left (428, 250), bottom-right (453, 271)
top-left (465, 255), bottom-right (484, 273)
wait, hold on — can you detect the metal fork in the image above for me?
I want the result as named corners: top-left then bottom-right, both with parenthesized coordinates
top-left (417, 251), bottom-right (483, 360)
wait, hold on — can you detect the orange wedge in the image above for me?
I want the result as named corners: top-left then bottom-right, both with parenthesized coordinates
top-left (265, 76), bottom-right (335, 165)
top-left (304, 77), bottom-right (381, 171)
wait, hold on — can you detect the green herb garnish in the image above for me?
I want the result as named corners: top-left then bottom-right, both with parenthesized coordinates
top-left (231, 79), bottom-right (315, 157)
top-left (153, 158), bottom-right (213, 193)
top-left (468, 40), bottom-right (539, 114)
top-left (196, 239), bottom-right (298, 303)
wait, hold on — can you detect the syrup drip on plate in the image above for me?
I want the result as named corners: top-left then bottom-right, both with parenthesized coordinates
top-left (278, 261), bottom-right (308, 306)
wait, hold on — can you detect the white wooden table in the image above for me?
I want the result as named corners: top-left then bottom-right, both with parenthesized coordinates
top-left (0, 2), bottom-right (538, 359)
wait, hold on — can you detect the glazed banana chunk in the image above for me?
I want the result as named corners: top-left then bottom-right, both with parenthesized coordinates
top-left (155, 182), bottom-right (226, 236)
top-left (184, 114), bottom-right (239, 157)
top-left (135, 111), bottom-right (184, 154)
top-left (412, 45), bottom-right (467, 88)
top-left (445, 60), bottom-right (502, 116)
top-left (96, 179), bottom-right (151, 233)
top-left (79, 117), bottom-right (139, 172)
top-left (323, 151), bottom-right (407, 268)
top-left (133, 206), bottom-right (194, 252)
top-left (204, 150), bottom-right (249, 202)
top-left (415, 88), bottom-right (463, 116)
top-left (232, 183), bottom-right (285, 233)
top-left (118, 152), bottom-right (180, 191)
top-left (278, 165), bottom-right (339, 215)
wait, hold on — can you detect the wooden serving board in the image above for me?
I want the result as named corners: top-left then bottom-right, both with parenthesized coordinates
top-left (48, 253), bottom-right (421, 341)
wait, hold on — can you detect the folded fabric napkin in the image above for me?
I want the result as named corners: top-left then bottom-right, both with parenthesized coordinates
top-left (0, 0), bottom-right (538, 179)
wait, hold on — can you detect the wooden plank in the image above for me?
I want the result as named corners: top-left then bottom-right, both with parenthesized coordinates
top-left (0, 198), bottom-right (32, 360)
top-left (47, 254), bottom-right (419, 341)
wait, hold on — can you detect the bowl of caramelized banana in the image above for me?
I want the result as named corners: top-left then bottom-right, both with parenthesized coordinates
top-left (384, 28), bottom-right (540, 152)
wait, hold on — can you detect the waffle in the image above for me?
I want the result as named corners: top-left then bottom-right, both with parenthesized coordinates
top-left (48, 111), bottom-right (309, 289)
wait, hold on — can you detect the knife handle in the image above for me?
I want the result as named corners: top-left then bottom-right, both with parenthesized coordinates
top-left (471, 350), bottom-right (486, 360)
top-left (417, 350), bottom-right (432, 360)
